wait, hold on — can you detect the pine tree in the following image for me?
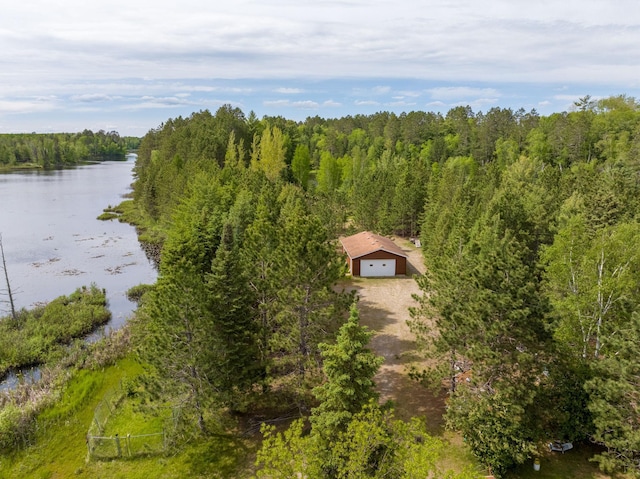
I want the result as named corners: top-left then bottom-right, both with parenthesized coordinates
top-left (206, 223), bottom-right (264, 408)
top-left (136, 261), bottom-right (218, 433)
top-left (271, 186), bottom-right (350, 393)
top-left (586, 312), bottom-right (640, 475)
top-left (311, 303), bottom-right (383, 438)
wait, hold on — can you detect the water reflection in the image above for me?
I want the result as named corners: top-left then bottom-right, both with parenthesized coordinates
top-left (0, 155), bottom-right (157, 391)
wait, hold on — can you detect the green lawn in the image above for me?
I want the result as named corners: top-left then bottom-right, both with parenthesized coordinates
top-left (0, 357), bottom-right (256, 479)
top-left (505, 443), bottom-right (629, 479)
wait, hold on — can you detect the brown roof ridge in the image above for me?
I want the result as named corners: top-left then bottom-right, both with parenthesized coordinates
top-left (340, 231), bottom-right (408, 259)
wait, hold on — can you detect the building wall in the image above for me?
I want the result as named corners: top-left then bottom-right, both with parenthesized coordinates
top-left (352, 251), bottom-right (406, 276)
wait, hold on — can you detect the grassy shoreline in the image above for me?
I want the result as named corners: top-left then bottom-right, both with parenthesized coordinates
top-left (0, 285), bottom-right (110, 380)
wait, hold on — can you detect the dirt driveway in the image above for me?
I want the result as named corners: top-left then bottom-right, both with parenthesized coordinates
top-left (341, 237), bottom-right (446, 433)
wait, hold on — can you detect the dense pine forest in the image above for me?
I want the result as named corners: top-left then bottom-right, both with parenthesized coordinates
top-left (122, 96), bottom-right (640, 477)
top-left (2, 95), bottom-right (640, 478)
top-left (0, 130), bottom-right (138, 168)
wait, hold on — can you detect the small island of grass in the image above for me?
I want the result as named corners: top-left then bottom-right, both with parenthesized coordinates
top-left (0, 284), bottom-right (110, 381)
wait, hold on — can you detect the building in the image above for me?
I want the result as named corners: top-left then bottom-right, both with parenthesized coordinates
top-left (340, 231), bottom-right (408, 277)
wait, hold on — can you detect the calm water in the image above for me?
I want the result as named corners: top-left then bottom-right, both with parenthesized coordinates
top-left (0, 154), bottom-right (157, 329)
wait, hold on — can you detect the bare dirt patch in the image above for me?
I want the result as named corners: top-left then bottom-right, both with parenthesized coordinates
top-left (341, 237), bottom-right (446, 433)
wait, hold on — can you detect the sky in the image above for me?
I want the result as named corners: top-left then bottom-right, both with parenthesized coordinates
top-left (1, 0), bottom-right (640, 137)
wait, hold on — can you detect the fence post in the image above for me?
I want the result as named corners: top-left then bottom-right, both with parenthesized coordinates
top-left (115, 434), bottom-right (121, 457)
top-left (127, 433), bottom-right (131, 457)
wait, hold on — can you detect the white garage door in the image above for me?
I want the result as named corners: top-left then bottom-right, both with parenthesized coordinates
top-left (360, 259), bottom-right (396, 277)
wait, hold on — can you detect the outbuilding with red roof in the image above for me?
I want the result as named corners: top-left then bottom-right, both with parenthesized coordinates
top-left (340, 231), bottom-right (407, 277)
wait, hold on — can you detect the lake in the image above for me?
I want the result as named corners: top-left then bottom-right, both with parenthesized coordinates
top-left (0, 154), bottom-right (157, 330)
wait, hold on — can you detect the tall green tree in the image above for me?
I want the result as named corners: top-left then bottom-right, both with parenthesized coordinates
top-left (291, 143), bottom-right (311, 189)
top-left (543, 217), bottom-right (640, 361)
top-left (136, 262), bottom-right (217, 432)
top-left (415, 158), bottom-right (555, 474)
top-left (585, 312), bottom-right (640, 475)
top-left (311, 304), bottom-right (384, 438)
top-left (316, 151), bottom-right (343, 194)
top-left (206, 223), bottom-right (264, 408)
top-left (269, 186), bottom-right (350, 393)
top-left (252, 125), bottom-right (287, 181)
top-left (443, 221), bottom-right (550, 476)
top-left (160, 173), bottom-right (231, 276)
top-left (241, 182), bottom-right (281, 377)
top-left (411, 156), bottom-right (487, 393)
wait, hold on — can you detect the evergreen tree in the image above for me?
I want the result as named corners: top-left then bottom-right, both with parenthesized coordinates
top-left (311, 303), bottom-right (384, 438)
top-left (136, 262), bottom-right (218, 432)
top-left (206, 223), bottom-right (264, 408)
top-left (241, 182), bottom-right (281, 380)
top-left (586, 312), bottom-right (640, 475)
top-left (270, 185), bottom-right (350, 394)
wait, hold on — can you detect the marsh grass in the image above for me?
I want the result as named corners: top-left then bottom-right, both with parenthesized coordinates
top-left (0, 285), bottom-right (110, 379)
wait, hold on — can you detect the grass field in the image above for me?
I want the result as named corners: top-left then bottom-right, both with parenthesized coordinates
top-left (0, 357), bottom-right (257, 479)
top-left (505, 444), bottom-right (626, 479)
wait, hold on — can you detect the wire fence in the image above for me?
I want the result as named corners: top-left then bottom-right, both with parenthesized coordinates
top-left (87, 431), bottom-right (166, 459)
top-left (88, 386), bottom-right (122, 437)
top-left (86, 383), bottom-right (180, 460)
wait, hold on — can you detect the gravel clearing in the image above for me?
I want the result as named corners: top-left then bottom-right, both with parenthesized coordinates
top-left (341, 237), bottom-right (446, 433)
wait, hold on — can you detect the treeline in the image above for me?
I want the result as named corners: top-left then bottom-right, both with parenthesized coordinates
top-left (413, 95), bottom-right (640, 476)
top-left (0, 130), bottom-right (133, 168)
top-left (132, 111), bottom-right (353, 432)
top-left (129, 96), bottom-right (640, 477)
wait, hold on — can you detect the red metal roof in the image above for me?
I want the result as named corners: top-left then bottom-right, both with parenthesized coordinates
top-left (340, 231), bottom-right (408, 259)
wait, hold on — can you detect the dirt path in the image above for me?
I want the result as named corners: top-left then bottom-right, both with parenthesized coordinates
top-left (342, 237), bottom-right (446, 433)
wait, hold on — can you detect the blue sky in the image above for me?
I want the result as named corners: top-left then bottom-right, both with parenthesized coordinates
top-left (1, 0), bottom-right (640, 136)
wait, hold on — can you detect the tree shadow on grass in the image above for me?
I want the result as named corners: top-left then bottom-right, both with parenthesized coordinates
top-left (187, 434), bottom-right (253, 478)
top-left (375, 367), bottom-right (447, 435)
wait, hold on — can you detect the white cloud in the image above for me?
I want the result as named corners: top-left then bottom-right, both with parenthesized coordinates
top-left (385, 100), bottom-right (417, 108)
top-left (3, 0), bottom-right (640, 132)
top-left (71, 94), bottom-right (115, 103)
top-left (397, 90), bottom-right (424, 98)
top-left (122, 96), bottom-right (196, 110)
top-left (352, 86), bottom-right (393, 97)
top-left (323, 100), bottom-right (342, 107)
top-left (428, 87), bottom-right (502, 101)
top-left (0, 97), bottom-right (58, 114)
top-left (553, 94), bottom-right (583, 102)
top-left (292, 100), bottom-right (319, 109)
top-left (275, 88), bottom-right (304, 94)
top-left (3, 1), bottom-right (640, 87)
top-left (263, 100), bottom-right (290, 107)
top-left (425, 101), bottom-right (446, 108)
top-left (264, 99), bottom-right (320, 109)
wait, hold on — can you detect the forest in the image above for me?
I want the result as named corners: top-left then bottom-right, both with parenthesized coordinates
top-left (121, 95), bottom-right (640, 477)
top-left (2, 95), bottom-right (640, 478)
top-left (0, 130), bottom-right (138, 168)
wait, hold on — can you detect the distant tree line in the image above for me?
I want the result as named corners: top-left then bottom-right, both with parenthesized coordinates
top-left (0, 130), bottom-right (133, 168)
top-left (128, 96), bottom-right (640, 477)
